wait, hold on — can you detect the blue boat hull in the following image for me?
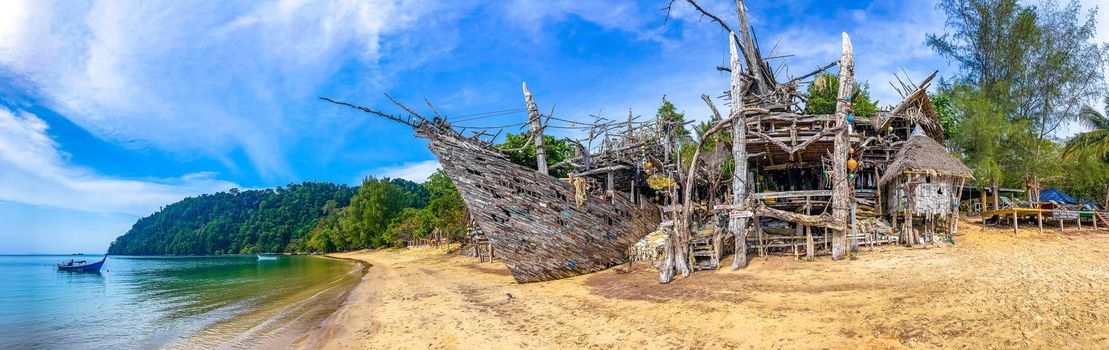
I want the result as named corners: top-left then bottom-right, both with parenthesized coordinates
top-left (58, 257), bottom-right (106, 272)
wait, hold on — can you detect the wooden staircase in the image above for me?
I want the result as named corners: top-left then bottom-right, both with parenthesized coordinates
top-left (689, 235), bottom-right (717, 270)
top-left (1095, 211), bottom-right (1109, 231)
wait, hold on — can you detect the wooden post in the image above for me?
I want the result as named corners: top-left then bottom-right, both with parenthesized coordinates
top-left (1013, 211), bottom-right (1018, 234)
top-left (728, 34), bottom-right (751, 271)
top-left (1094, 213), bottom-right (1099, 230)
top-left (522, 82), bottom-right (547, 175)
top-left (1037, 212), bottom-right (1043, 234)
top-left (830, 33), bottom-right (854, 261)
top-left (875, 168), bottom-right (883, 216)
top-left (1059, 215), bottom-right (1064, 231)
top-left (852, 197), bottom-right (860, 253)
top-left (805, 201), bottom-right (814, 261)
top-left (1078, 215), bottom-right (1083, 230)
top-left (953, 177), bottom-right (965, 235)
top-left (606, 171), bottom-right (615, 196)
top-left (980, 187), bottom-right (987, 214)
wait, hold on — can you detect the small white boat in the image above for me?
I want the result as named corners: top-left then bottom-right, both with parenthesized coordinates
top-left (256, 254), bottom-right (280, 260)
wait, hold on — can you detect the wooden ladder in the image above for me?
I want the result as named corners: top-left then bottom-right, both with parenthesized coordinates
top-left (1095, 211), bottom-right (1109, 231)
top-left (689, 235), bottom-right (717, 270)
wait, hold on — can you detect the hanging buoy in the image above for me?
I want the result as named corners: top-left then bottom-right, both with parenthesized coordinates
top-left (887, 126), bottom-right (894, 133)
top-left (849, 147), bottom-right (855, 154)
top-left (847, 158), bottom-right (858, 171)
top-left (644, 168), bottom-right (651, 175)
top-left (654, 195), bottom-right (660, 201)
top-left (846, 101), bottom-right (852, 108)
top-left (849, 173), bottom-right (856, 179)
top-left (646, 161), bottom-right (654, 168)
top-left (846, 114), bottom-right (855, 123)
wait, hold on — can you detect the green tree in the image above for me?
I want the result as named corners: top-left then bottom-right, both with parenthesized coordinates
top-left (1063, 96), bottom-right (1109, 162)
top-left (657, 98), bottom-right (691, 144)
top-left (497, 133), bottom-right (575, 178)
top-left (804, 73), bottom-right (879, 118)
top-left (424, 170), bottom-right (468, 241)
top-left (341, 177), bottom-right (408, 248)
top-left (929, 0), bottom-right (1107, 201)
top-left (931, 91), bottom-right (958, 139)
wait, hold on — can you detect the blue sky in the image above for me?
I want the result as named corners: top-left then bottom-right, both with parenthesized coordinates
top-left (1, 0), bottom-right (1105, 253)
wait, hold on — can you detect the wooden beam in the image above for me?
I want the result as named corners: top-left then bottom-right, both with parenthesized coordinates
top-left (754, 190), bottom-right (832, 200)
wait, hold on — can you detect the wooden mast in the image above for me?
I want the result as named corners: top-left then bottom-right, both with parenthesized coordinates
top-left (522, 81), bottom-right (548, 175)
top-left (831, 33), bottom-right (854, 261)
top-left (728, 33), bottom-right (751, 270)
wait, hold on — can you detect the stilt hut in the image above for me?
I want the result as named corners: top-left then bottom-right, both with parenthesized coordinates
top-left (879, 128), bottom-right (972, 245)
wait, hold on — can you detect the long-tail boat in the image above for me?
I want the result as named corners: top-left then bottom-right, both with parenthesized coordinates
top-left (57, 255), bottom-right (107, 272)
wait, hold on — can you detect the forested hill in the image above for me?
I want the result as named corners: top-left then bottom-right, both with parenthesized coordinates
top-left (108, 182), bottom-right (360, 255)
top-left (107, 172), bottom-right (469, 256)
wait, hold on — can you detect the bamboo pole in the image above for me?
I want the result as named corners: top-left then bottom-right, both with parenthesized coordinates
top-left (1013, 211), bottom-right (1018, 234)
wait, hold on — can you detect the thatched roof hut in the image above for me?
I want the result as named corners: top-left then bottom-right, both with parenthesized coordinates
top-left (878, 133), bottom-right (972, 186)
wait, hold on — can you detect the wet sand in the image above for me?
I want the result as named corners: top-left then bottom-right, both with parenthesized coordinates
top-left (301, 219), bottom-right (1109, 349)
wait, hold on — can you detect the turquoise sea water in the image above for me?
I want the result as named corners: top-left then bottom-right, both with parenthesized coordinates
top-left (0, 255), bottom-right (362, 349)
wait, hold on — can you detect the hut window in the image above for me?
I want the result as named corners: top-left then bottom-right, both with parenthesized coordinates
top-left (937, 187), bottom-right (944, 195)
top-left (926, 176), bottom-right (932, 183)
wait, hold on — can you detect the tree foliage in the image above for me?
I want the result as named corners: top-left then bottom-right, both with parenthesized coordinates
top-left (497, 133), bottom-right (575, 178)
top-left (928, 0), bottom-right (1108, 196)
top-left (804, 73), bottom-right (879, 118)
top-left (109, 173), bottom-right (470, 255)
top-left (108, 182), bottom-right (358, 255)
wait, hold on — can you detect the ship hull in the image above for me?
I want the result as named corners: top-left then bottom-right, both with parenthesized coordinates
top-left (424, 133), bottom-right (661, 283)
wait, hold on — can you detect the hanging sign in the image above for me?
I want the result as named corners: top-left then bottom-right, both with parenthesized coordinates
top-left (714, 204), bottom-right (734, 210)
top-left (728, 210), bottom-right (753, 218)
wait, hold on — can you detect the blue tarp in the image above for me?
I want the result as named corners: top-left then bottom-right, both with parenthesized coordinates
top-left (1079, 198), bottom-right (1103, 209)
top-left (1039, 189), bottom-right (1077, 204)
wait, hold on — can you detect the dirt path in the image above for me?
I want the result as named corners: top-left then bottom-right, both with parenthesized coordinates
top-left (302, 220), bottom-right (1109, 349)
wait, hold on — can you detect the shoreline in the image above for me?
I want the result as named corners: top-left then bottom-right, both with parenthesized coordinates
top-left (296, 223), bottom-right (1109, 348)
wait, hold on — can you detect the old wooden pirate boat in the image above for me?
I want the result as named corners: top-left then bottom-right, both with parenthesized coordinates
top-left (322, 92), bottom-right (662, 283)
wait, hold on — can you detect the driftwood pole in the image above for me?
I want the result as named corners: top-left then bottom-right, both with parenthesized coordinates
top-left (522, 82), bottom-right (548, 175)
top-left (726, 34), bottom-right (751, 270)
top-left (830, 33), bottom-right (854, 261)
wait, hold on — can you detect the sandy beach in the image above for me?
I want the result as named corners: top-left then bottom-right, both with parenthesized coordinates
top-left (299, 219), bottom-right (1109, 349)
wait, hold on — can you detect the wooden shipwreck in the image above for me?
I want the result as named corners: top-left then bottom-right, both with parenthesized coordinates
top-left (321, 85), bottom-right (666, 283)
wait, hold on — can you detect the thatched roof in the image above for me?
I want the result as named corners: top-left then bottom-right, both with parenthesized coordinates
top-left (878, 133), bottom-right (972, 186)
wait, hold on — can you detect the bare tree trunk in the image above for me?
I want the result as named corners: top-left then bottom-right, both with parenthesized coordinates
top-left (727, 34), bottom-right (750, 270)
top-left (830, 33), bottom-right (855, 261)
top-left (522, 82), bottom-right (547, 175)
top-left (991, 177), bottom-right (1000, 211)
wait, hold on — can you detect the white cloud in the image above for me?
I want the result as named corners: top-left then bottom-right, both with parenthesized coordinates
top-left (368, 159), bottom-right (440, 183)
top-left (0, 0), bottom-right (448, 179)
top-left (0, 107), bottom-right (237, 215)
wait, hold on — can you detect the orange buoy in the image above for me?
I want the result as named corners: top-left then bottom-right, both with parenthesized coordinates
top-left (646, 161), bottom-right (654, 168)
top-left (847, 158), bottom-right (858, 171)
